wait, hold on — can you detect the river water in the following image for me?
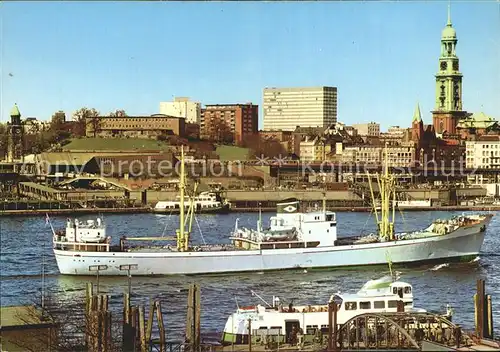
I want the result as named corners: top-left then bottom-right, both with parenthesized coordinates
top-left (1, 211), bottom-right (499, 339)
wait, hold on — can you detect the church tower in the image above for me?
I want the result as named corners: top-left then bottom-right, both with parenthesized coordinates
top-left (432, 5), bottom-right (468, 135)
top-left (7, 104), bottom-right (24, 162)
top-left (412, 102), bottom-right (424, 143)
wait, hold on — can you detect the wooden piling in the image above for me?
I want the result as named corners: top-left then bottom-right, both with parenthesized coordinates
top-left (328, 302), bottom-right (333, 351)
top-left (486, 295), bottom-right (494, 339)
top-left (476, 279), bottom-right (485, 338)
top-left (156, 301), bottom-right (166, 352)
top-left (139, 306), bottom-right (147, 352)
top-left (248, 318), bottom-right (252, 352)
top-left (146, 298), bottom-right (155, 343)
top-left (85, 282), bottom-right (93, 348)
top-left (185, 283), bottom-right (201, 351)
top-left (130, 306), bottom-right (139, 351)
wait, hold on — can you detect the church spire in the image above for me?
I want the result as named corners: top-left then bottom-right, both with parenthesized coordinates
top-left (413, 102), bottom-right (422, 123)
top-left (447, 2), bottom-right (452, 26)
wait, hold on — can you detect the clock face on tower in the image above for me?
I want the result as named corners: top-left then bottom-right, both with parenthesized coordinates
top-left (440, 61), bottom-right (447, 70)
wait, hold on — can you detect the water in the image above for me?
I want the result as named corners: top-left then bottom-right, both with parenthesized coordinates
top-left (1, 211), bottom-right (499, 339)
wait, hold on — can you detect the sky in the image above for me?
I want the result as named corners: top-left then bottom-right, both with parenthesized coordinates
top-left (1, 1), bottom-right (499, 131)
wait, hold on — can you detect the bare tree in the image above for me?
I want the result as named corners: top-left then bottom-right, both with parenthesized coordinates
top-left (108, 109), bottom-right (127, 117)
top-left (0, 123), bottom-right (8, 159)
top-left (243, 134), bottom-right (287, 159)
top-left (204, 117), bottom-right (233, 144)
top-left (72, 108), bottom-right (101, 137)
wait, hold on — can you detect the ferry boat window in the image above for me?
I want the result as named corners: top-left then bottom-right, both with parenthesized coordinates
top-left (359, 301), bottom-right (371, 310)
top-left (404, 286), bottom-right (412, 294)
top-left (393, 287), bottom-right (397, 294)
top-left (387, 300), bottom-right (398, 308)
top-left (374, 301), bottom-right (385, 309)
top-left (404, 302), bottom-right (413, 306)
top-left (345, 302), bottom-right (357, 310)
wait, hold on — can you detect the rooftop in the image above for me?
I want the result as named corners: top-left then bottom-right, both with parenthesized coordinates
top-left (1, 305), bottom-right (55, 328)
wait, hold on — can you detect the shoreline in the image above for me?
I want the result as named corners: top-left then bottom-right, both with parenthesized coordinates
top-left (1, 205), bottom-right (499, 217)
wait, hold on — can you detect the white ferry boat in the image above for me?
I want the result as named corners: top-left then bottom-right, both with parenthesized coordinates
top-left (152, 191), bottom-right (230, 214)
top-left (51, 146), bottom-right (493, 276)
top-left (221, 273), bottom-right (453, 345)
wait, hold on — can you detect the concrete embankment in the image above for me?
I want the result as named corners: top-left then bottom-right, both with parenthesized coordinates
top-left (1, 205), bottom-right (499, 217)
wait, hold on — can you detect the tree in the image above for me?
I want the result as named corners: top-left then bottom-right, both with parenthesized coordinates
top-left (243, 134), bottom-right (287, 159)
top-left (48, 111), bottom-right (71, 145)
top-left (0, 123), bottom-right (8, 160)
top-left (109, 109), bottom-right (127, 117)
top-left (72, 107), bottom-right (100, 137)
top-left (204, 117), bottom-right (233, 144)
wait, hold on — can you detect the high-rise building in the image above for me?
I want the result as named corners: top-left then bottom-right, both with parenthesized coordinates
top-left (263, 87), bottom-right (337, 131)
top-left (200, 103), bottom-right (258, 145)
top-left (159, 97), bottom-right (201, 124)
top-left (432, 6), bottom-right (468, 135)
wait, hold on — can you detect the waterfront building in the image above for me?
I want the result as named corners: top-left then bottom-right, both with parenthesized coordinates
top-left (263, 86), bottom-right (338, 131)
top-left (352, 122), bottom-right (380, 137)
top-left (85, 115), bottom-right (185, 139)
top-left (200, 103), bottom-right (258, 145)
top-left (299, 136), bottom-right (332, 162)
top-left (341, 144), bottom-right (416, 168)
top-left (387, 126), bottom-right (407, 137)
top-left (431, 7), bottom-right (469, 135)
top-left (159, 97), bottom-right (201, 124)
top-left (465, 136), bottom-right (500, 169)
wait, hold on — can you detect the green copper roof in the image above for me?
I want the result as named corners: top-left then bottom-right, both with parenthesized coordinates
top-left (10, 104), bottom-right (20, 117)
top-left (412, 103), bottom-right (422, 123)
top-left (457, 112), bottom-right (497, 129)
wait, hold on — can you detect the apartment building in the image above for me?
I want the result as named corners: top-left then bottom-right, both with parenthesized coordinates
top-left (263, 87), bottom-right (337, 131)
top-left (300, 136), bottom-right (331, 162)
top-left (159, 97), bottom-right (201, 124)
top-left (352, 122), bottom-right (380, 137)
top-left (85, 115), bottom-right (185, 139)
top-left (341, 145), bottom-right (415, 167)
top-left (200, 103), bottom-right (258, 145)
top-left (465, 135), bottom-right (500, 169)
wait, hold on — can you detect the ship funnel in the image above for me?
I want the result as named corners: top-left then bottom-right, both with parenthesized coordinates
top-left (277, 198), bottom-right (300, 214)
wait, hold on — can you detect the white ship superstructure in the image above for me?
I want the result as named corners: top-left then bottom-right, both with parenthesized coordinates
top-left (52, 146), bottom-right (493, 276)
top-left (221, 273), bottom-right (453, 344)
top-left (153, 191), bottom-right (230, 214)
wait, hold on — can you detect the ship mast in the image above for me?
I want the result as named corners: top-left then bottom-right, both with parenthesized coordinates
top-left (368, 143), bottom-right (396, 241)
top-left (177, 145), bottom-right (192, 252)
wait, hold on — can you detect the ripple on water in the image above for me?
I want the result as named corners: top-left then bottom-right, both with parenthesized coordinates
top-left (0, 211), bottom-right (499, 338)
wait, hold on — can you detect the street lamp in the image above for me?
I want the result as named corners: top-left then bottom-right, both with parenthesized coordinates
top-left (89, 264), bottom-right (108, 294)
top-left (119, 264), bottom-right (138, 296)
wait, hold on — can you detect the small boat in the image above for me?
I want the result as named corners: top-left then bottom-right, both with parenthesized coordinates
top-left (221, 272), bottom-right (453, 345)
top-left (152, 191), bottom-right (231, 214)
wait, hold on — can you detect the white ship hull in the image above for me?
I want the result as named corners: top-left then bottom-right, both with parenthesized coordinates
top-left (54, 218), bottom-right (489, 276)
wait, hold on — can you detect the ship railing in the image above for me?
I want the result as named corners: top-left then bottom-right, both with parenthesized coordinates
top-left (53, 240), bottom-right (110, 252)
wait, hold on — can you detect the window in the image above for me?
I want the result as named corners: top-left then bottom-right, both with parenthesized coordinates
top-left (404, 286), bottom-right (412, 294)
top-left (374, 301), bottom-right (385, 309)
top-left (345, 302), bottom-right (357, 310)
top-left (388, 300), bottom-right (398, 308)
top-left (360, 302), bottom-right (371, 309)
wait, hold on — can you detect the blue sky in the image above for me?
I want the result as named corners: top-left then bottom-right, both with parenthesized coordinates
top-left (1, 1), bottom-right (499, 130)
